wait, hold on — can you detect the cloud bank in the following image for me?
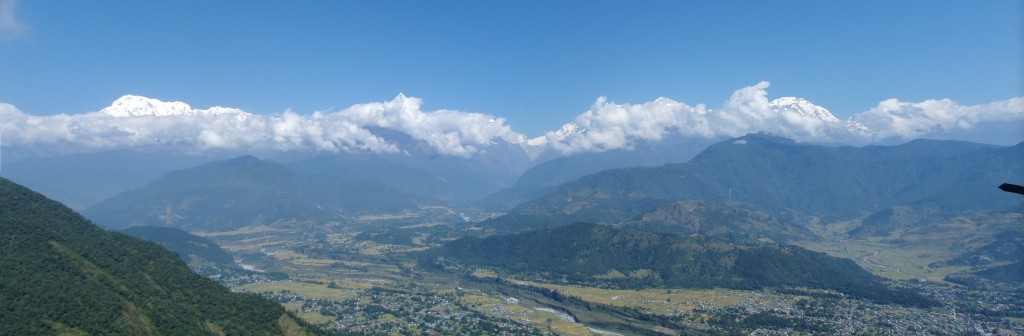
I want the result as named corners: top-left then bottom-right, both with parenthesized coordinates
top-left (849, 97), bottom-right (1024, 141)
top-left (543, 82), bottom-right (1023, 154)
top-left (0, 95), bottom-right (522, 157)
top-left (1, 83), bottom-right (1021, 158)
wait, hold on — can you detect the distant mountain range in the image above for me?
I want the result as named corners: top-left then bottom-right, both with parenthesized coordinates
top-left (286, 127), bottom-right (528, 206)
top-left (0, 178), bottom-right (314, 335)
top-left (84, 155), bottom-right (421, 231)
top-left (0, 151), bottom-right (223, 210)
top-left (477, 136), bottom-right (720, 211)
top-left (4, 90), bottom-right (1021, 213)
top-left (512, 134), bottom-right (1021, 231)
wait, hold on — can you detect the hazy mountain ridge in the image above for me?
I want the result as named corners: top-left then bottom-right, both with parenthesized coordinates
top-left (478, 136), bottom-right (721, 211)
top-left (287, 146), bottom-right (525, 206)
top-left (512, 134), bottom-right (1021, 228)
top-left (0, 151), bottom-right (225, 210)
top-left (84, 155), bottom-right (421, 231)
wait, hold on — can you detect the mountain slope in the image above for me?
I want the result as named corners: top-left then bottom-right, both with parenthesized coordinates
top-left (431, 223), bottom-right (935, 306)
top-left (476, 200), bottom-right (814, 245)
top-left (284, 126), bottom-right (529, 206)
top-left (620, 200), bottom-right (815, 244)
top-left (84, 155), bottom-right (420, 231)
top-left (479, 137), bottom-right (719, 210)
top-left (0, 178), bottom-right (313, 335)
top-left (513, 134), bottom-right (1017, 226)
top-left (122, 226), bottom-right (238, 268)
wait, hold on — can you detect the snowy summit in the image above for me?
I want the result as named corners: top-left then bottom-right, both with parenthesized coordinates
top-left (100, 95), bottom-right (250, 119)
top-left (769, 97), bottom-right (839, 122)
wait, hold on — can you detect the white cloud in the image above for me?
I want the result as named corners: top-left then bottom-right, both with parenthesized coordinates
top-left (542, 82), bottom-right (1024, 154)
top-left (545, 81), bottom-right (849, 154)
top-left (849, 97), bottom-right (1024, 143)
top-left (0, 0), bottom-right (28, 42)
top-left (2, 86), bottom-right (1021, 158)
top-left (545, 96), bottom-right (713, 154)
top-left (0, 95), bottom-right (520, 157)
top-left (336, 94), bottom-right (523, 157)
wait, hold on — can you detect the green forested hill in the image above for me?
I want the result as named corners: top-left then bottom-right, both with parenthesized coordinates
top-left (621, 200), bottom-right (815, 244)
top-left (0, 178), bottom-right (313, 335)
top-left (433, 223), bottom-right (936, 306)
top-left (476, 200), bottom-right (814, 245)
top-left (513, 135), bottom-right (1019, 227)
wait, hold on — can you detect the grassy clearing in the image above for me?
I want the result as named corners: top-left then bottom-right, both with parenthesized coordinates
top-left (471, 269), bottom-right (498, 279)
top-left (269, 251), bottom-right (342, 267)
top-left (398, 222), bottom-right (444, 229)
top-left (270, 251), bottom-right (305, 260)
top-left (296, 311), bottom-right (333, 325)
top-left (520, 280), bottom-right (753, 314)
top-left (799, 215), bottom-right (1010, 283)
top-left (356, 213), bottom-right (418, 221)
top-left (240, 281), bottom-right (358, 301)
top-left (218, 239), bottom-right (287, 253)
top-left (194, 225), bottom-right (282, 237)
top-left (531, 309), bottom-right (594, 335)
top-left (291, 258), bottom-right (341, 267)
top-left (460, 292), bottom-right (592, 335)
top-left (801, 239), bottom-right (973, 282)
top-left (314, 279), bottom-right (376, 290)
top-left (280, 303), bottom-right (334, 325)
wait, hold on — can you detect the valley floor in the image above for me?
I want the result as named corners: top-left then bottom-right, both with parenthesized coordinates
top-left (191, 220), bottom-right (1024, 336)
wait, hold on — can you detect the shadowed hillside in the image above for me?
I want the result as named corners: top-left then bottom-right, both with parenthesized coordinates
top-left (0, 178), bottom-right (316, 335)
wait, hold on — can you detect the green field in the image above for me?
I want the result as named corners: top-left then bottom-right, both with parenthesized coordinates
top-left (240, 281), bottom-right (359, 301)
top-left (515, 280), bottom-right (803, 315)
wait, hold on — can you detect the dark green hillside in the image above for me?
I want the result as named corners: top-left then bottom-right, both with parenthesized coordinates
top-left (122, 225), bottom-right (238, 268)
top-left (852, 144), bottom-right (1023, 236)
top-left (84, 155), bottom-right (420, 231)
top-left (432, 223), bottom-right (936, 306)
top-left (513, 135), bottom-right (1020, 226)
top-left (0, 178), bottom-right (314, 335)
top-left (477, 200), bottom-right (814, 244)
top-left (621, 200), bottom-right (815, 244)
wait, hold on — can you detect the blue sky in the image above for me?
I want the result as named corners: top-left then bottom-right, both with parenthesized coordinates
top-left (0, 0), bottom-right (1020, 136)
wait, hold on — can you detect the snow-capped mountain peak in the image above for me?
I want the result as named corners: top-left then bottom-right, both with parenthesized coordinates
top-left (100, 95), bottom-right (249, 119)
top-left (554, 123), bottom-right (581, 138)
top-left (525, 123), bottom-right (583, 146)
top-left (769, 97), bottom-right (839, 122)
